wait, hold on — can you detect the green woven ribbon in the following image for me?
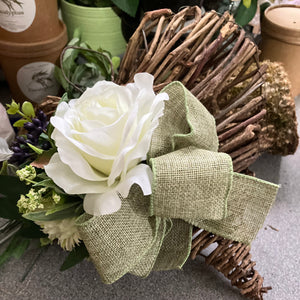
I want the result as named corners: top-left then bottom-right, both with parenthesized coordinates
top-left (76, 82), bottom-right (278, 284)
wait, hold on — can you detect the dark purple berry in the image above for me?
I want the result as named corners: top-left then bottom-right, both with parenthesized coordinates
top-left (24, 122), bottom-right (35, 131)
top-left (32, 118), bottom-right (42, 127)
top-left (36, 127), bottom-right (43, 134)
top-left (27, 134), bottom-right (34, 140)
top-left (37, 110), bottom-right (47, 122)
top-left (11, 146), bottom-right (21, 152)
top-left (16, 136), bottom-right (26, 144)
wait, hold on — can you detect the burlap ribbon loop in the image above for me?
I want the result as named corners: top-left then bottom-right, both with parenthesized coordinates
top-left (76, 82), bottom-right (278, 284)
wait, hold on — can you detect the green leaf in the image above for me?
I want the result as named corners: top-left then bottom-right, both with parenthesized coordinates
top-left (22, 201), bottom-right (81, 222)
top-left (0, 163), bottom-right (18, 176)
top-left (6, 100), bottom-right (20, 115)
top-left (21, 102), bottom-right (35, 118)
top-left (60, 243), bottom-right (89, 271)
top-left (243, 0), bottom-right (251, 9)
top-left (39, 133), bottom-right (49, 141)
top-left (234, 0), bottom-right (257, 27)
top-left (13, 119), bottom-right (28, 128)
top-left (73, 27), bottom-right (81, 39)
top-left (0, 160), bottom-right (8, 175)
top-left (45, 202), bottom-right (80, 216)
top-left (18, 221), bottom-right (46, 239)
top-left (59, 92), bottom-right (69, 104)
top-left (46, 123), bottom-right (55, 148)
top-left (54, 66), bottom-right (69, 91)
top-left (27, 143), bottom-right (44, 155)
top-left (33, 178), bottom-right (65, 194)
top-left (36, 172), bottom-right (48, 180)
top-left (0, 175), bottom-right (29, 219)
top-left (111, 0), bottom-right (139, 17)
top-left (0, 236), bottom-right (30, 267)
top-left (112, 56), bottom-right (120, 70)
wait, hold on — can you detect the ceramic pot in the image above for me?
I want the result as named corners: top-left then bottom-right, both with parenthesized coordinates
top-left (61, 0), bottom-right (127, 56)
top-left (261, 5), bottom-right (300, 97)
top-left (0, 21), bottom-right (67, 104)
top-left (0, 0), bottom-right (61, 43)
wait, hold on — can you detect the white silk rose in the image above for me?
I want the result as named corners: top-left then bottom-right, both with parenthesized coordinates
top-left (45, 73), bottom-right (168, 215)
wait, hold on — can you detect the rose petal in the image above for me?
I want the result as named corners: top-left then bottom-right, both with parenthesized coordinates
top-left (133, 73), bottom-right (155, 92)
top-left (83, 190), bottom-right (121, 216)
top-left (83, 164), bottom-right (152, 216)
top-left (44, 153), bottom-right (110, 194)
top-left (54, 101), bottom-right (69, 118)
top-left (0, 137), bottom-right (13, 162)
top-left (117, 163), bottom-right (153, 198)
top-left (52, 130), bottom-right (108, 181)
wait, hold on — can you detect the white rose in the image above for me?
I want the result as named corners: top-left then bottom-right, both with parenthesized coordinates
top-left (0, 137), bottom-right (13, 162)
top-left (45, 73), bottom-right (168, 216)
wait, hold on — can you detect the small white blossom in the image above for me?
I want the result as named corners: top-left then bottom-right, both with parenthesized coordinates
top-left (52, 191), bottom-right (61, 204)
top-left (16, 165), bottom-right (36, 183)
top-left (36, 217), bottom-right (81, 251)
top-left (17, 189), bottom-right (45, 214)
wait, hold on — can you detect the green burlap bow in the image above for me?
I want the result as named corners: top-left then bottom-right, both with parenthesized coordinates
top-left (76, 82), bottom-right (278, 284)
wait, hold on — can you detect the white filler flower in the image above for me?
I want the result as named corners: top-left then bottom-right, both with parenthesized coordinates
top-left (45, 73), bottom-right (168, 215)
top-left (36, 217), bottom-right (81, 251)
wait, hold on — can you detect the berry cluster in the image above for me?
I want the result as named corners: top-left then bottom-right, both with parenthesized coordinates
top-left (9, 110), bottom-right (51, 165)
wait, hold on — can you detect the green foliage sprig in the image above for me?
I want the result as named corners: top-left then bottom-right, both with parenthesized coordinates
top-left (54, 30), bottom-right (120, 99)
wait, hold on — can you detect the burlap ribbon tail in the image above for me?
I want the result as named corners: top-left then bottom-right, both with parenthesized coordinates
top-left (76, 82), bottom-right (278, 284)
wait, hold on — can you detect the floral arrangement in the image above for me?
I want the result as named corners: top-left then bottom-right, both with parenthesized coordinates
top-left (0, 72), bottom-right (279, 288)
top-left (0, 73), bottom-right (167, 265)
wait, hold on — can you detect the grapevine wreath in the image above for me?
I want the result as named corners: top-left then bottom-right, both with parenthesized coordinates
top-left (0, 7), bottom-right (298, 300)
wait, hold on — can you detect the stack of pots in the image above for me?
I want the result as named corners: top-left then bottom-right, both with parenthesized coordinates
top-left (0, 0), bottom-right (68, 103)
top-left (261, 5), bottom-right (300, 97)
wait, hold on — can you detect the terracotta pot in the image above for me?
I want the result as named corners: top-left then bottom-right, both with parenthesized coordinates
top-left (261, 5), bottom-right (300, 97)
top-left (61, 0), bottom-right (127, 56)
top-left (0, 0), bottom-right (60, 42)
top-left (0, 21), bottom-right (67, 104)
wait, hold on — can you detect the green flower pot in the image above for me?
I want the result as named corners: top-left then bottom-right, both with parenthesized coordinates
top-left (61, 0), bottom-right (127, 56)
